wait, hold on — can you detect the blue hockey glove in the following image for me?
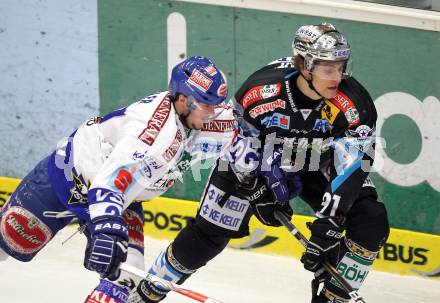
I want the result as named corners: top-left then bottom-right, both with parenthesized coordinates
top-left (257, 146), bottom-right (302, 204)
top-left (301, 217), bottom-right (343, 272)
top-left (84, 215), bottom-right (129, 280)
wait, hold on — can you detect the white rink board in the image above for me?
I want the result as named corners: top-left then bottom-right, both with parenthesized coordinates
top-left (1, 226), bottom-right (439, 303)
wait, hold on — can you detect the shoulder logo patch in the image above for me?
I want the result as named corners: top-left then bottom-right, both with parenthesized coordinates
top-left (329, 90), bottom-right (360, 127)
top-left (241, 83), bottom-right (281, 109)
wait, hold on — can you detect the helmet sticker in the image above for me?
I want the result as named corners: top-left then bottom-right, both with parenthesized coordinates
top-left (204, 65), bottom-right (218, 76)
top-left (188, 69), bottom-right (213, 92)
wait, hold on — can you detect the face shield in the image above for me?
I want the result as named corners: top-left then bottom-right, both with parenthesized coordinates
top-left (310, 59), bottom-right (353, 81)
top-left (306, 46), bottom-right (352, 81)
top-left (185, 95), bottom-right (225, 122)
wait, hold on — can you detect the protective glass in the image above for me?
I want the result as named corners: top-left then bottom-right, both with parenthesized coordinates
top-left (186, 95), bottom-right (224, 122)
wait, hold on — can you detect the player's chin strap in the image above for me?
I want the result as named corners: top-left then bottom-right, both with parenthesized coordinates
top-left (306, 75), bottom-right (324, 98)
top-left (274, 210), bottom-right (367, 303)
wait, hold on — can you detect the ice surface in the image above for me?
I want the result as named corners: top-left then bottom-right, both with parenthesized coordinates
top-left (2, 226), bottom-right (439, 303)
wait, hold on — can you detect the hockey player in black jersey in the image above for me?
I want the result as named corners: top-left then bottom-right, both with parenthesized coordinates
top-left (130, 23), bottom-right (390, 303)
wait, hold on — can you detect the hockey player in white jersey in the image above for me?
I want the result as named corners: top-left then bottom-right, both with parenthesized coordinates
top-left (0, 56), bottom-right (234, 303)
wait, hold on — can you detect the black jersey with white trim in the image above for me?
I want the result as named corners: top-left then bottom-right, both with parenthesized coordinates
top-left (232, 59), bottom-right (377, 216)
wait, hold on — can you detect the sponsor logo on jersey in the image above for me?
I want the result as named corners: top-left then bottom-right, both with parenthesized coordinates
top-left (68, 172), bottom-right (89, 205)
top-left (330, 90), bottom-right (360, 127)
top-left (114, 169), bottom-right (133, 193)
top-left (132, 150), bottom-right (147, 161)
top-left (312, 119), bottom-right (331, 133)
top-left (162, 129), bottom-right (184, 162)
top-left (345, 106), bottom-right (360, 127)
top-left (200, 184), bottom-right (250, 231)
top-left (86, 289), bottom-right (127, 303)
top-left (345, 238), bottom-right (378, 261)
top-left (321, 100), bottom-right (340, 124)
top-left (261, 113), bottom-right (290, 129)
top-left (85, 116), bottom-right (103, 126)
top-left (330, 252), bottom-right (373, 290)
top-left (188, 69), bottom-right (213, 92)
top-left (152, 151), bottom-right (192, 191)
top-left (248, 99), bottom-right (286, 118)
top-left (123, 208), bottom-right (144, 249)
top-left (345, 125), bottom-right (375, 152)
top-left (0, 206), bottom-right (52, 255)
top-left (89, 189), bottom-right (125, 217)
top-left (241, 83), bottom-right (282, 109)
top-left (193, 142), bottom-right (223, 153)
top-left (300, 109), bottom-right (312, 120)
top-left (138, 95), bottom-right (172, 145)
top-left (333, 90), bottom-right (353, 110)
top-left (140, 156), bottom-right (164, 179)
top-left (139, 93), bottom-right (160, 104)
top-left (202, 119), bottom-right (235, 132)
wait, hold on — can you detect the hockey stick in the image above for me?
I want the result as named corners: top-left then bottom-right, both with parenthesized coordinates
top-left (274, 210), bottom-right (366, 303)
top-left (119, 263), bottom-right (223, 303)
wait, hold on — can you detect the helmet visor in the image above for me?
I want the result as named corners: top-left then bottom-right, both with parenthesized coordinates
top-left (311, 59), bottom-right (352, 80)
top-left (186, 95), bottom-right (224, 122)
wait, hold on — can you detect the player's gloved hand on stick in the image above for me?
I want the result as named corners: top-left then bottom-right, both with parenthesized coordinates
top-left (257, 146), bottom-right (302, 202)
top-left (301, 217), bottom-right (344, 272)
top-left (257, 146), bottom-right (299, 203)
top-left (128, 278), bottom-right (169, 303)
top-left (84, 215), bottom-right (129, 280)
top-left (250, 146), bottom-right (302, 226)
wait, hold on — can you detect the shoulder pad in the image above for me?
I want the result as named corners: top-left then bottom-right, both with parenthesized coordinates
top-left (266, 57), bottom-right (295, 69)
top-left (137, 93), bottom-right (173, 145)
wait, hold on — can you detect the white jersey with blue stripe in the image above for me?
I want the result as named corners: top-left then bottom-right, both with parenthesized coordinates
top-left (47, 91), bottom-right (235, 221)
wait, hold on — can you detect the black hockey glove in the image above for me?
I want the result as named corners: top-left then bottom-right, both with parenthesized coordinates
top-left (84, 215), bottom-right (129, 280)
top-left (251, 198), bottom-right (293, 227)
top-left (300, 217), bottom-right (343, 272)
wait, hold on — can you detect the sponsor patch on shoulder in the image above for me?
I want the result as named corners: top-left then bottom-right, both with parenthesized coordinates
top-left (241, 84), bottom-right (281, 109)
top-left (330, 90), bottom-right (360, 127)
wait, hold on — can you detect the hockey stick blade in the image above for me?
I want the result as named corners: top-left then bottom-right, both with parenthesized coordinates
top-left (274, 210), bottom-right (366, 303)
top-left (119, 263), bottom-right (223, 303)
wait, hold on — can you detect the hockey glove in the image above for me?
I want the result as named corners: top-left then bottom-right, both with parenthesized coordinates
top-left (243, 177), bottom-right (300, 227)
top-left (257, 146), bottom-right (302, 204)
top-left (84, 215), bottom-right (129, 280)
top-left (128, 278), bottom-right (169, 303)
top-left (301, 217), bottom-right (343, 272)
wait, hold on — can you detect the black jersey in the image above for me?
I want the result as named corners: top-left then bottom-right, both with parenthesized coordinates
top-left (231, 59), bottom-right (377, 216)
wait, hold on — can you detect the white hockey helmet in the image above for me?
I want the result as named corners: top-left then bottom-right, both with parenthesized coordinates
top-left (292, 23), bottom-right (351, 76)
